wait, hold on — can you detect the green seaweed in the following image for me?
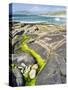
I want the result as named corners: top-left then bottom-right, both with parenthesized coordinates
top-left (20, 34), bottom-right (46, 86)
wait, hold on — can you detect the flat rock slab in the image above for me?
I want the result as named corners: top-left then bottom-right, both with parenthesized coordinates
top-left (12, 53), bottom-right (35, 66)
top-left (55, 43), bottom-right (66, 60)
top-left (28, 43), bottom-right (48, 60)
top-left (36, 53), bottom-right (66, 85)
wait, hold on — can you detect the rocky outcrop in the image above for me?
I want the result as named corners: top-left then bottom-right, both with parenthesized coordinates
top-left (9, 22), bottom-right (66, 86)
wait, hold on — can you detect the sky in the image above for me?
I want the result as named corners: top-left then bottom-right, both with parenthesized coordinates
top-left (9, 3), bottom-right (66, 14)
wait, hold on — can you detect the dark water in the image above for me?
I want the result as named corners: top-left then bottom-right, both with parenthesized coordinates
top-left (9, 14), bottom-right (66, 25)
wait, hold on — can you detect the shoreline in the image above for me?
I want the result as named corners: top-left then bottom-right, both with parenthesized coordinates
top-left (38, 15), bottom-right (66, 18)
top-left (9, 20), bottom-right (66, 26)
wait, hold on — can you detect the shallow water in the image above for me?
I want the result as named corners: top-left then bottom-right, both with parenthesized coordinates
top-left (9, 14), bottom-right (66, 25)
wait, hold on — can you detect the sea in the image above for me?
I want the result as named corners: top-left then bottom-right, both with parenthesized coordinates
top-left (9, 14), bottom-right (66, 25)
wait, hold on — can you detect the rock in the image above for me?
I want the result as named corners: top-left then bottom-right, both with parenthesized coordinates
top-left (28, 43), bottom-right (48, 60)
top-left (55, 54), bottom-right (66, 76)
top-left (21, 69), bottom-right (24, 73)
top-left (9, 68), bottom-right (24, 86)
top-left (23, 65), bottom-right (31, 78)
top-left (12, 53), bottom-right (35, 66)
top-left (10, 22), bottom-right (66, 86)
top-left (29, 69), bottom-right (36, 79)
top-left (32, 64), bottom-right (38, 70)
top-left (55, 43), bottom-right (66, 61)
top-left (42, 70), bottom-right (61, 85)
top-left (21, 63), bottom-right (26, 67)
top-left (36, 52), bottom-right (65, 85)
top-left (18, 66), bottom-right (23, 69)
top-left (61, 74), bottom-right (66, 83)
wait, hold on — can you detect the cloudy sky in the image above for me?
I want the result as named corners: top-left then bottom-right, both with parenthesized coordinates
top-left (9, 3), bottom-right (66, 14)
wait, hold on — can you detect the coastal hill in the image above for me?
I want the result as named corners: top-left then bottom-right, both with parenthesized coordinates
top-left (39, 11), bottom-right (66, 17)
top-left (10, 10), bottom-right (66, 17)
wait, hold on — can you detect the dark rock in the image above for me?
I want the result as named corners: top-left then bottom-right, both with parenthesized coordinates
top-left (36, 52), bottom-right (66, 85)
top-left (12, 53), bottom-right (35, 66)
top-left (54, 54), bottom-right (66, 76)
top-left (28, 43), bottom-right (48, 60)
top-left (55, 43), bottom-right (66, 61)
top-left (9, 68), bottom-right (24, 86)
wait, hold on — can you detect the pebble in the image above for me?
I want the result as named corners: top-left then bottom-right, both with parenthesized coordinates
top-left (29, 69), bottom-right (36, 79)
top-left (32, 64), bottom-right (38, 70)
top-left (21, 63), bottom-right (26, 67)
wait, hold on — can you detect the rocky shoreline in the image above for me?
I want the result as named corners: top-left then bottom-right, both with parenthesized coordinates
top-left (9, 22), bottom-right (66, 86)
